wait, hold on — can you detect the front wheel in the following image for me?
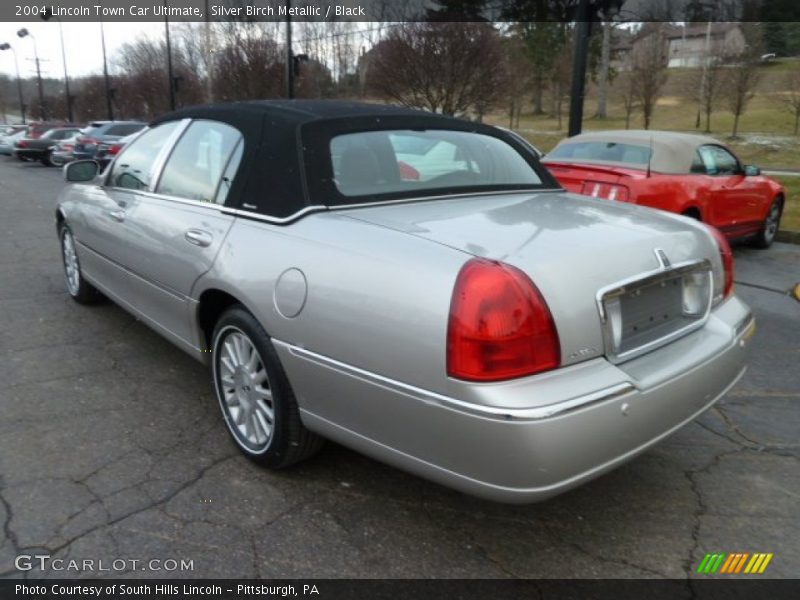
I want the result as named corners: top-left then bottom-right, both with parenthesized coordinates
top-left (59, 223), bottom-right (103, 304)
top-left (752, 198), bottom-right (782, 249)
top-left (211, 306), bottom-right (323, 468)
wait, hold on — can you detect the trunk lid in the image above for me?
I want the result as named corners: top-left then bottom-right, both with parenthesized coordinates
top-left (543, 160), bottom-right (645, 193)
top-left (340, 191), bottom-right (719, 367)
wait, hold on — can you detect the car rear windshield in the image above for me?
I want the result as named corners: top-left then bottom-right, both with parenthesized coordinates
top-left (329, 130), bottom-right (542, 198)
top-left (548, 141), bottom-right (652, 165)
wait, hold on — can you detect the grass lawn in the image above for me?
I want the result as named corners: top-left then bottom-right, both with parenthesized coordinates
top-left (773, 175), bottom-right (800, 232)
top-left (486, 62), bottom-right (800, 170)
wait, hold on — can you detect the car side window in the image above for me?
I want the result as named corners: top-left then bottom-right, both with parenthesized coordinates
top-left (156, 120), bottom-right (242, 204)
top-left (109, 122), bottom-right (180, 191)
top-left (697, 145), bottom-right (740, 176)
top-left (690, 151), bottom-right (707, 174)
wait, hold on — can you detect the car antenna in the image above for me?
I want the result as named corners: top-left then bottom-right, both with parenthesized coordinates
top-left (646, 135), bottom-right (653, 178)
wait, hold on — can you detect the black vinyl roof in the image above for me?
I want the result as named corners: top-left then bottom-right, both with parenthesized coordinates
top-left (150, 100), bottom-right (557, 221)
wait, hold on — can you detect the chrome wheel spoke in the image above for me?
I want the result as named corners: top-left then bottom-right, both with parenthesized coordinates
top-left (255, 398), bottom-right (274, 424)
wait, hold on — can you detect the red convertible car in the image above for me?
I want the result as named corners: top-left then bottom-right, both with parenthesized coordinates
top-left (542, 130), bottom-right (785, 248)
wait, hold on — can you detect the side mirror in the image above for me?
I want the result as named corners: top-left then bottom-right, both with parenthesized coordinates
top-left (64, 160), bottom-right (99, 183)
top-left (744, 165), bottom-right (761, 177)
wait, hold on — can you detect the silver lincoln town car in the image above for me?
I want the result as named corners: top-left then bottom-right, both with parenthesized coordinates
top-left (56, 101), bottom-right (755, 503)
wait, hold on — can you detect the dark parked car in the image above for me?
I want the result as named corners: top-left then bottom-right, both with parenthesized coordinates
top-left (14, 127), bottom-right (82, 164)
top-left (25, 121), bottom-right (77, 139)
top-left (95, 131), bottom-right (141, 170)
top-left (72, 121), bottom-right (146, 160)
top-left (49, 132), bottom-right (82, 167)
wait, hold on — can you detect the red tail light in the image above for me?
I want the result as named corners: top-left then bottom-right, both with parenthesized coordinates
top-left (447, 258), bottom-right (560, 382)
top-left (581, 181), bottom-right (630, 202)
top-left (107, 144), bottom-right (123, 155)
top-left (398, 160), bottom-right (420, 181)
top-left (708, 226), bottom-right (734, 299)
top-left (17, 140), bottom-right (28, 148)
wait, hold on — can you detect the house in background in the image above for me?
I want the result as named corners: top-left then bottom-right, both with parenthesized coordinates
top-left (665, 23), bottom-right (746, 67)
top-left (612, 23), bottom-right (747, 70)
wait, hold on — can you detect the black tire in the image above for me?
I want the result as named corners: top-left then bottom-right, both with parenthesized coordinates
top-left (751, 198), bottom-right (782, 249)
top-left (211, 306), bottom-right (323, 468)
top-left (58, 223), bottom-right (104, 305)
top-left (41, 150), bottom-right (53, 167)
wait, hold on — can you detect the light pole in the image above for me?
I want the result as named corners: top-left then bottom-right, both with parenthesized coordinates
top-left (41, 10), bottom-right (74, 122)
top-left (16, 28), bottom-right (46, 121)
top-left (99, 21), bottom-right (114, 120)
top-left (0, 43), bottom-right (26, 123)
top-left (164, 3), bottom-right (176, 111)
top-left (285, 0), bottom-right (293, 99)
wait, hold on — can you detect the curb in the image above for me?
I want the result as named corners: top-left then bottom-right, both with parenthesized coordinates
top-left (776, 230), bottom-right (800, 245)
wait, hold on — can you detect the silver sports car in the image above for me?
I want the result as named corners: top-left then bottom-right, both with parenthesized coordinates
top-left (55, 101), bottom-right (755, 503)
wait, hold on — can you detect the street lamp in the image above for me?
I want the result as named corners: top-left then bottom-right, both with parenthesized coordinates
top-left (41, 9), bottom-right (74, 122)
top-left (0, 43), bottom-right (26, 123)
top-left (16, 28), bottom-right (46, 121)
top-left (164, 3), bottom-right (176, 111)
top-left (99, 21), bottom-right (114, 120)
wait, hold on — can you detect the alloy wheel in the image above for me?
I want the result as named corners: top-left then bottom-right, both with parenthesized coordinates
top-left (215, 327), bottom-right (275, 452)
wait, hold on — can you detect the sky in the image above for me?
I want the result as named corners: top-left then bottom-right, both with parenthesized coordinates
top-left (0, 21), bottom-right (164, 80)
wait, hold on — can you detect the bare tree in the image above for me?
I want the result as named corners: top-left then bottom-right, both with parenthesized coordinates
top-left (594, 21), bottom-right (612, 118)
top-left (211, 23), bottom-right (285, 102)
top-left (630, 26), bottom-right (668, 129)
top-left (617, 71), bottom-right (639, 130)
top-left (502, 33), bottom-right (532, 129)
top-left (722, 23), bottom-right (763, 138)
top-left (687, 55), bottom-right (725, 133)
top-left (780, 70), bottom-right (800, 136)
top-left (722, 55), bottom-right (761, 138)
top-left (114, 35), bottom-right (204, 118)
top-left (549, 36), bottom-right (573, 129)
top-left (366, 22), bottom-right (507, 116)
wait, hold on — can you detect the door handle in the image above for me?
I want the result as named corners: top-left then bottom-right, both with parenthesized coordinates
top-left (107, 209), bottom-right (126, 222)
top-left (184, 229), bottom-right (213, 247)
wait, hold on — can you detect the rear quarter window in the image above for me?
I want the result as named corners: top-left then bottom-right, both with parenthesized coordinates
top-left (329, 129), bottom-right (541, 198)
top-left (549, 141), bottom-right (652, 165)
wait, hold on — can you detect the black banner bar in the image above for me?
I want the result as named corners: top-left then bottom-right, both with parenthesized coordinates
top-left (2, 579), bottom-right (800, 600)
top-left (4, 0), bottom-right (800, 23)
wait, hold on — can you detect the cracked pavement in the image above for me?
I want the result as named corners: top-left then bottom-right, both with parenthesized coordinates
top-left (0, 158), bottom-right (798, 580)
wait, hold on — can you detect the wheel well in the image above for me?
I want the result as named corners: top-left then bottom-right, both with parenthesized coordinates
top-left (682, 207), bottom-right (702, 221)
top-left (55, 209), bottom-right (65, 226)
top-left (197, 289), bottom-right (241, 350)
top-left (775, 194), bottom-right (785, 213)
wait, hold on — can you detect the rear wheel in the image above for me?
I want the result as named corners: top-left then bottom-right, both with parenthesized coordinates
top-left (211, 306), bottom-right (323, 468)
top-left (752, 198), bottom-right (782, 249)
top-left (41, 150), bottom-right (53, 167)
top-left (59, 223), bottom-right (103, 304)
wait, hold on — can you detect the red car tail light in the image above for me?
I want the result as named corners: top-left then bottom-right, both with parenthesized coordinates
top-left (107, 144), bottom-right (123, 155)
top-left (447, 258), bottom-right (560, 382)
top-left (17, 140), bottom-right (28, 148)
top-left (398, 160), bottom-right (420, 181)
top-left (708, 226), bottom-right (734, 299)
top-left (580, 181), bottom-right (630, 202)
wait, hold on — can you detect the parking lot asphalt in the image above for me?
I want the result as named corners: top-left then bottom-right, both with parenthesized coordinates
top-left (0, 157), bottom-right (798, 580)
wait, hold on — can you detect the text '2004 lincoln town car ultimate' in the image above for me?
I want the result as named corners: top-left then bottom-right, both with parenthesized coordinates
top-left (55, 101), bottom-right (755, 503)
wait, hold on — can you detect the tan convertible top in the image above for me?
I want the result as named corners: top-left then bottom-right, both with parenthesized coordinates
top-left (546, 130), bottom-right (725, 174)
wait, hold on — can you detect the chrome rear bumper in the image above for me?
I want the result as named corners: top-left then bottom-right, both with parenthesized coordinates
top-left (274, 296), bottom-right (754, 503)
